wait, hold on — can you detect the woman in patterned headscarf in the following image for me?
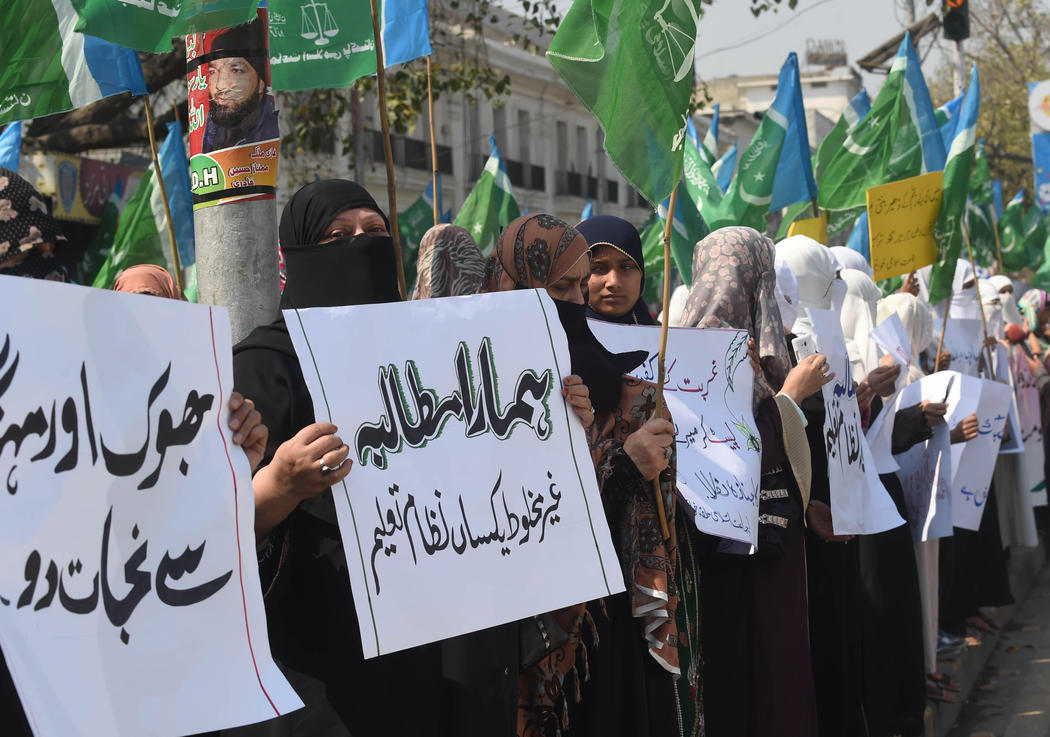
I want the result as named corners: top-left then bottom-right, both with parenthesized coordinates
top-left (0, 167), bottom-right (71, 282)
top-left (681, 226), bottom-right (828, 737)
top-left (411, 224), bottom-right (486, 299)
top-left (485, 214), bottom-right (681, 737)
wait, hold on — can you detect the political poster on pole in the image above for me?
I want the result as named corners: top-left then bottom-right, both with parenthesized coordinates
top-left (186, 9), bottom-right (281, 211)
top-left (589, 321), bottom-right (761, 546)
top-left (807, 307), bottom-right (904, 535)
top-left (0, 276), bottom-right (301, 737)
top-left (284, 290), bottom-right (623, 658)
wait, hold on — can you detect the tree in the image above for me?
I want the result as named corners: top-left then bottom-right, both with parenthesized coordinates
top-left (927, 0), bottom-right (1050, 200)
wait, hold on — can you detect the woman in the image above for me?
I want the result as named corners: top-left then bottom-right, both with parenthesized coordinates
top-left (839, 268), bottom-right (883, 383)
top-left (410, 224), bottom-right (487, 299)
top-left (233, 180), bottom-right (519, 736)
top-left (576, 215), bottom-right (655, 325)
top-left (113, 263), bottom-right (184, 299)
top-left (989, 274), bottom-right (1024, 329)
top-left (829, 246), bottom-right (874, 279)
top-left (682, 226), bottom-right (831, 737)
top-left (0, 167), bottom-right (71, 282)
top-left (484, 214), bottom-right (678, 737)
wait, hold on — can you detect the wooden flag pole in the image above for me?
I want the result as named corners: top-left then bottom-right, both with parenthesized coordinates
top-left (369, 0), bottom-right (408, 299)
top-left (142, 96), bottom-right (184, 294)
top-left (935, 302), bottom-right (950, 372)
top-left (427, 56), bottom-right (440, 227)
top-left (963, 222), bottom-right (998, 374)
top-left (650, 183), bottom-right (680, 543)
top-left (811, 197), bottom-right (820, 220)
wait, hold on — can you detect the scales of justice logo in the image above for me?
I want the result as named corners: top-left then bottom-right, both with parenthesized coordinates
top-left (300, 0), bottom-right (339, 45)
top-left (643, 0), bottom-right (701, 84)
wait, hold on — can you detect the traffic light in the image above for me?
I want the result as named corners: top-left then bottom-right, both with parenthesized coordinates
top-left (943, 0), bottom-right (970, 42)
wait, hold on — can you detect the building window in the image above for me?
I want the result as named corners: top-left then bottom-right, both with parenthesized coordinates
top-left (606, 179), bottom-right (619, 203)
top-left (518, 110), bottom-right (531, 171)
top-left (530, 165), bottom-right (546, 191)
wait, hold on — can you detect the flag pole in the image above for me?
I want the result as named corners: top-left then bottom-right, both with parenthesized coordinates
top-left (427, 56), bottom-right (440, 227)
top-left (369, 0), bottom-right (408, 299)
top-left (935, 303), bottom-right (950, 371)
top-left (650, 183), bottom-right (679, 543)
top-left (963, 222), bottom-right (998, 374)
top-left (142, 96), bottom-right (184, 294)
top-left (811, 197), bottom-right (820, 220)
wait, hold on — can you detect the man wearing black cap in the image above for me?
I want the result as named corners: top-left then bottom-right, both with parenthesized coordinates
top-left (202, 18), bottom-right (279, 152)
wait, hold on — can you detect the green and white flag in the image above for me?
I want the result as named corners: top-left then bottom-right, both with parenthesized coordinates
top-left (638, 213), bottom-right (665, 304)
top-left (547, 0), bottom-right (702, 203)
top-left (966, 139), bottom-right (997, 267)
top-left (453, 134), bottom-right (520, 256)
top-left (1022, 205), bottom-right (1049, 268)
top-left (71, 0), bottom-right (260, 53)
top-left (1, 0), bottom-right (147, 124)
top-left (998, 189), bottom-right (1027, 273)
top-left (929, 66), bottom-right (979, 306)
top-left (818, 33), bottom-right (945, 212)
top-left (92, 169), bottom-right (173, 289)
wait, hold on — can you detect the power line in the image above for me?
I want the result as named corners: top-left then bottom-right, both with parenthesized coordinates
top-left (695, 0), bottom-right (836, 61)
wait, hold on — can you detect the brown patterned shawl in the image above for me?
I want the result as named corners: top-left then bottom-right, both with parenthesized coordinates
top-left (485, 214), bottom-right (680, 736)
top-left (410, 224), bottom-right (486, 299)
top-left (680, 226), bottom-right (791, 408)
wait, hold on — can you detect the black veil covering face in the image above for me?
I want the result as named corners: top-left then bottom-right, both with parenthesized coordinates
top-left (576, 214), bottom-right (655, 326)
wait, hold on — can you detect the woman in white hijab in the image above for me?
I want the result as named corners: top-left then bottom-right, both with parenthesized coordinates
top-left (830, 246), bottom-right (874, 279)
top-left (989, 274), bottom-right (1024, 327)
top-left (775, 235), bottom-right (845, 339)
top-left (878, 293), bottom-right (934, 387)
top-left (840, 269), bottom-right (883, 383)
top-left (979, 279), bottom-right (1006, 341)
top-left (774, 254), bottom-right (799, 332)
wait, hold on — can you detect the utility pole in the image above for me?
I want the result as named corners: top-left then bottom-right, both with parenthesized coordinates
top-left (953, 40), bottom-right (966, 95)
top-left (187, 11), bottom-right (280, 344)
top-left (905, 0), bottom-right (916, 25)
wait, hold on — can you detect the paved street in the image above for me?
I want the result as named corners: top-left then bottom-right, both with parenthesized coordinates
top-left (948, 564), bottom-right (1050, 737)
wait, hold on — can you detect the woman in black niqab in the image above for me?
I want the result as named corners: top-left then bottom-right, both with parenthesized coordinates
top-left (576, 215), bottom-right (655, 326)
top-left (231, 180), bottom-right (517, 737)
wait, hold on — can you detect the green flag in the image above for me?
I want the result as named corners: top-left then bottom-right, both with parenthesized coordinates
top-left (184, 264), bottom-right (198, 302)
top-left (1030, 226), bottom-right (1050, 290)
top-left (999, 189), bottom-right (1027, 273)
top-left (929, 66), bottom-right (979, 306)
top-left (818, 34), bottom-right (943, 212)
top-left (71, 0), bottom-right (260, 54)
top-left (965, 140), bottom-right (997, 267)
top-left (638, 213), bottom-right (664, 304)
top-left (1022, 205), bottom-right (1048, 267)
top-left (547, 0), bottom-right (701, 203)
top-left (73, 183), bottom-right (122, 285)
top-left (453, 134), bottom-right (520, 256)
top-left (92, 169), bottom-right (171, 289)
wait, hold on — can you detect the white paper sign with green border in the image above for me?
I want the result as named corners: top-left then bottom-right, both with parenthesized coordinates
top-left (284, 289), bottom-right (623, 658)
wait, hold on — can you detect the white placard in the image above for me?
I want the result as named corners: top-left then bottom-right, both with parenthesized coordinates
top-left (949, 376), bottom-right (1013, 530)
top-left (992, 343), bottom-right (1023, 454)
top-left (1013, 350), bottom-right (1048, 506)
top-left (589, 322), bottom-right (761, 546)
top-left (807, 308), bottom-right (905, 535)
top-left (870, 312), bottom-right (911, 371)
top-left (284, 290), bottom-right (623, 659)
top-left (893, 372), bottom-right (959, 542)
top-left (934, 317), bottom-right (983, 377)
top-left (0, 277), bottom-right (301, 737)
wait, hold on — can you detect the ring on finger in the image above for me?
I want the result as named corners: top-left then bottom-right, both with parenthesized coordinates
top-left (320, 457), bottom-right (348, 474)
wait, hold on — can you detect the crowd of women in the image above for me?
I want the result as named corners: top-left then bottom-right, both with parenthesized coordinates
top-left (1, 164), bottom-right (1048, 737)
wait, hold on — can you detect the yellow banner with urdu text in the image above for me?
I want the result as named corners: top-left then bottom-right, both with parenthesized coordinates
top-left (867, 171), bottom-right (944, 281)
top-left (787, 211), bottom-right (828, 243)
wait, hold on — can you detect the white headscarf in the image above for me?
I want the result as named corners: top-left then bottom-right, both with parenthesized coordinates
top-left (989, 274), bottom-right (1024, 327)
top-left (660, 283), bottom-right (690, 326)
top-left (830, 246), bottom-right (874, 279)
top-left (840, 269), bottom-right (882, 381)
top-left (948, 259), bottom-right (979, 319)
top-left (775, 235), bottom-right (841, 338)
top-left (773, 254), bottom-right (799, 331)
top-left (878, 292), bottom-right (933, 386)
top-left (979, 278), bottom-right (1005, 340)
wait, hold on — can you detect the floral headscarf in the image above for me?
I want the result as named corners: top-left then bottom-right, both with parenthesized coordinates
top-left (484, 214), bottom-right (589, 292)
top-left (411, 224), bottom-right (486, 299)
top-left (1019, 288), bottom-right (1049, 334)
top-left (0, 167), bottom-right (69, 282)
top-left (681, 226), bottom-right (791, 408)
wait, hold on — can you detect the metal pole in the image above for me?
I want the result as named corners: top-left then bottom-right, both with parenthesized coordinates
top-left (953, 40), bottom-right (966, 96)
top-left (369, 0), bottom-right (409, 299)
top-left (427, 56), bottom-right (440, 227)
top-left (142, 96), bottom-right (184, 293)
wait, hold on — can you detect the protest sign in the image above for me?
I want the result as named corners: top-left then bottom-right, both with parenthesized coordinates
top-left (866, 171), bottom-right (943, 281)
top-left (589, 322), bottom-right (761, 546)
top-left (0, 276), bottom-right (301, 737)
top-left (989, 343), bottom-right (1023, 454)
top-left (1013, 350), bottom-right (1048, 506)
top-left (870, 312), bottom-right (911, 371)
top-left (284, 290), bottom-right (623, 658)
top-left (186, 9), bottom-right (280, 211)
top-left (933, 317), bottom-right (983, 377)
top-left (786, 211), bottom-right (828, 243)
top-left (807, 308), bottom-right (904, 535)
top-left (892, 372), bottom-right (961, 541)
top-left (947, 376), bottom-right (1013, 530)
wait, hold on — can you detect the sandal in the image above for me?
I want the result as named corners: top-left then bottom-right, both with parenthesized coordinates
top-left (928, 672), bottom-right (961, 692)
top-left (925, 678), bottom-right (957, 704)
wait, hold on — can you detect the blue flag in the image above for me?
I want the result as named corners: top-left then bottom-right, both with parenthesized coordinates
top-left (159, 121), bottom-right (195, 268)
top-left (0, 122), bottom-right (21, 171)
top-left (701, 103), bottom-right (719, 163)
top-left (846, 211), bottom-right (870, 260)
top-left (580, 199), bottom-right (594, 220)
top-left (712, 142), bottom-right (736, 194)
top-left (768, 53), bottom-right (818, 212)
top-left (993, 179), bottom-right (1004, 219)
top-left (383, 0), bottom-right (433, 68)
